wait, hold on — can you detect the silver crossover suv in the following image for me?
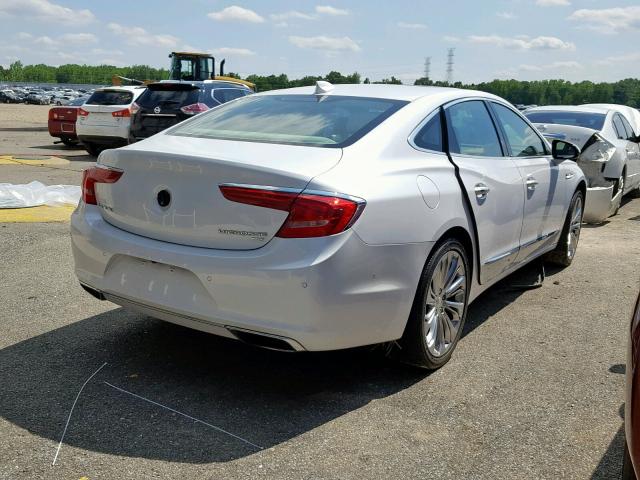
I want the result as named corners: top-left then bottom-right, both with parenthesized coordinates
top-left (72, 83), bottom-right (585, 369)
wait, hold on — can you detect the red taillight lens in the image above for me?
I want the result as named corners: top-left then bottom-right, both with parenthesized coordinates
top-left (81, 167), bottom-right (123, 205)
top-left (78, 108), bottom-right (89, 117)
top-left (219, 186), bottom-right (364, 238)
top-left (180, 102), bottom-right (209, 115)
top-left (111, 108), bottom-right (131, 118)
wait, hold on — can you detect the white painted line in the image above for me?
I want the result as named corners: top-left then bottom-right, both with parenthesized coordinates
top-left (52, 362), bottom-right (108, 466)
top-left (103, 381), bottom-right (263, 450)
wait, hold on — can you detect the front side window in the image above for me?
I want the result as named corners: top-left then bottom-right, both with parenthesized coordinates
top-left (413, 112), bottom-right (442, 152)
top-left (170, 94), bottom-right (408, 148)
top-left (492, 103), bottom-right (546, 157)
top-left (619, 114), bottom-right (636, 139)
top-left (446, 101), bottom-right (502, 157)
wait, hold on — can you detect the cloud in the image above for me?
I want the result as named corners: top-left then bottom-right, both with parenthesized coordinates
top-left (60, 33), bottom-right (98, 44)
top-left (496, 12), bottom-right (517, 20)
top-left (0, 0), bottom-right (94, 24)
top-left (315, 5), bottom-right (349, 16)
top-left (91, 48), bottom-right (123, 56)
top-left (536, 0), bottom-right (570, 6)
top-left (468, 34), bottom-right (575, 50)
top-left (289, 35), bottom-right (361, 52)
top-left (270, 10), bottom-right (314, 22)
top-left (211, 47), bottom-right (256, 56)
top-left (595, 52), bottom-right (640, 66)
top-left (208, 5), bottom-right (264, 23)
top-left (568, 6), bottom-right (640, 34)
top-left (107, 23), bottom-right (179, 48)
top-left (397, 22), bottom-right (427, 29)
top-left (442, 35), bottom-right (461, 43)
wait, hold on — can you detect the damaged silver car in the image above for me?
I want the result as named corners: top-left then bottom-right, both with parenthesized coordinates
top-left (526, 105), bottom-right (640, 223)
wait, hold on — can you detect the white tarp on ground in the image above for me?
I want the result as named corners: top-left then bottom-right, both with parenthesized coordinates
top-left (0, 181), bottom-right (81, 208)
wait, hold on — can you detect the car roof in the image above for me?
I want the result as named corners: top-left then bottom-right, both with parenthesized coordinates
top-left (526, 105), bottom-right (610, 115)
top-left (255, 84), bottom-right (500, 102)
top-left (95, 86), bottom-right (146, 92)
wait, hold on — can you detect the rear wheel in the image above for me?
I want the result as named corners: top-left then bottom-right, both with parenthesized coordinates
top-left (83, 142), bottom-right (103, 157)
top-left (545, 190), bottom-right (583, 267)
top-left (397, 239), bottom-right (470, 369)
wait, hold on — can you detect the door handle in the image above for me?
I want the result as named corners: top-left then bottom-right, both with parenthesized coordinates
top-left (565, 172), bottom-right (575, 179)
top-left (526, 177), bottom-right (538, 190)
top-left (474, 183), bottom-right (490, 200)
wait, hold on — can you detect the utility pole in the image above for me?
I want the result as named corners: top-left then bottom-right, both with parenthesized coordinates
top-left (446, 48), bottom-right (455, 85)
top-left (424, 57), bottom-right (431, 81)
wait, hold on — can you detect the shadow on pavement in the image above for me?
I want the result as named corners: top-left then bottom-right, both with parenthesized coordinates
top-left (591, 403), bottom-right (625, 479)
top-left (0, 262), bottom-right (556, 464)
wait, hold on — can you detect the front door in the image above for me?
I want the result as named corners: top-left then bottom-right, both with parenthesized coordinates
top-left (444, 100), bottom-right (525, 284)
top-left (489, 102), bottom-right (565, 263)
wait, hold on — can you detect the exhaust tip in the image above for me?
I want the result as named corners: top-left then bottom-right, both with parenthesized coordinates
top-left (227, 328), bottom-right (301, 352)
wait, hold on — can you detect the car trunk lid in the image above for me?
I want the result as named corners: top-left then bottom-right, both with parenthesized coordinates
top-left (94, 136), bottom-right (342, 249)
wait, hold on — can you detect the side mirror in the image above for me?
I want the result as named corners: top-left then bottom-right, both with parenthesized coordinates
top-left (552, 139), bottom-right (581, 161)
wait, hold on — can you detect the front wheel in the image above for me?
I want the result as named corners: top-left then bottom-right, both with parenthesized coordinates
top-left (397, 239), bottom-right (470, 369)
top-left (545, 190), bottom-right (583, 267)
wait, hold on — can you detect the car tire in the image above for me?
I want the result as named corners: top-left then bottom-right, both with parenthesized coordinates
top-left (623, 440), bottom-right (637, 480)
top-left (545, 189), bottom-right (584, 268)
top-left (397, 238), bottom-right (470, 370)
top-left (61, 137), bottom-right (78, 147)
top-left (83, 142), bottom-right (102, 157)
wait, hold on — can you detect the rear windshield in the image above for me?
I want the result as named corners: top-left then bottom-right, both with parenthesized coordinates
top-left (525, 111), bottom-right (606, 130)
top-left (86, 90), bottom-right (134, 106)
top-left (170, 95), bottom-right (408, 147)
top-left (137, 87), bottom-right (200, 108)
top-left (69, 97), bottom-right (87, 106)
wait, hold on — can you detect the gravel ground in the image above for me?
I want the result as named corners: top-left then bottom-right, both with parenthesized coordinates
top-left (1, 104), bottom-right (640, 479)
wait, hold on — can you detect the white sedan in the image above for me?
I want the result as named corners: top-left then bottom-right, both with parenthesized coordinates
top-left (71, 83), bottom-right (585, 369)
top-left (525, 105), bottom-right (640, 223)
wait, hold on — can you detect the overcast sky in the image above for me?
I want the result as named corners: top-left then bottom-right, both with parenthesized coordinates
top-left (0, 0), bottom-right (638, 84)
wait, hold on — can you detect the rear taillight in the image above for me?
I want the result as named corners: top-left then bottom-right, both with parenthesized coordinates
top-left (130, 102), bottom-right (140, 115)
top-left (180, 103), bottom-right (209, 115)
top-left (78, 108), bottom-right (89, 117)
top-left (82, 167), bottom-right (123, 205)
top-left (111, 108), bottom-right (131, 118)
top-left (48, 109), bottom-right (57, 120)
top-left (219, 185), bottom-right (365, 238)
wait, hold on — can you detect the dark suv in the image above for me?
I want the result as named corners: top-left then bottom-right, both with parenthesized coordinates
top-left (130, 80), bottom-right (252, 140)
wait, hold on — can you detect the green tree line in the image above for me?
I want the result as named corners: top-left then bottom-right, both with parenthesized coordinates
top-left (2, 60), bottom-right (639, 107)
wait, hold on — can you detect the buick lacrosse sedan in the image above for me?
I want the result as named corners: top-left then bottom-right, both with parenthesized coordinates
top-left (72, 83), bottom-right (585, 369)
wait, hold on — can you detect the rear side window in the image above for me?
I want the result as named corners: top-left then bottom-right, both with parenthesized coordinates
top-left (492, 103), bottom-right (546, 157)
top-left (170, 95), bottom-right (408, 148)
top-left (446, 101), bottom-right (502, 157)
top-left (619, 114), bottom-right (636, 139)
top-left (137, 87), bottom-right (200, 108)
top-left (413, 112), bottom-right (443, 152)
top-left (86, 90), bottom-right (133, 106)
top-left (213, 88), bottom-right (249, 104)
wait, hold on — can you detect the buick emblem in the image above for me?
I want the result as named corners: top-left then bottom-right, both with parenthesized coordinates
top-left (154, 106), bottom-right (161, 114)
top-left (157, 189), bottom-right (171, 208)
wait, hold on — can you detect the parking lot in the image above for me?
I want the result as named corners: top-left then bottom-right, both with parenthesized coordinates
top-left (1, 103), bottom-right (640, 479)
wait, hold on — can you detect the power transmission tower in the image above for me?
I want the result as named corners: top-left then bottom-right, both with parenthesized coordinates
top-left (446, 48), bottom-right (455, 85)
top-left (424, 57), bottom-right (431, 81)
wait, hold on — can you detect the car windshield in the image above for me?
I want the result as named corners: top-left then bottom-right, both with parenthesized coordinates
top-left (525, 111), bottom-right (606, 130)
top-left (86, 90), bottom-right (134, 106)
top-left (170, 94), bottom-right (408, 147)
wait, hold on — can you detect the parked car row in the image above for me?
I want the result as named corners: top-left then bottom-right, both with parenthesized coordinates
top-left (49, 79), bottom-right (253, 155)
top-left (0, 84), bottom-right (93, 105)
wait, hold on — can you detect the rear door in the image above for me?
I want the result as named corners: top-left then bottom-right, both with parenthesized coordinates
top-left (444, 99), bottom-right (525, 284)
top-left (489, 102), bottom-right (565, 263)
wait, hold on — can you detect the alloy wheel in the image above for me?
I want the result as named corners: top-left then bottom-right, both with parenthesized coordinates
top-left (424, 250), bottom-right (467, 357)
top-left (567, 195), bottom-right (583, 260)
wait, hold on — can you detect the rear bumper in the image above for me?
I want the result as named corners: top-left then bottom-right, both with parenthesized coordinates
top-left (70, 204), bottom-right (430, 351)
top-left (48, 120), bottom-right (77, 138)
top-left (583, 185), bottom-right (614, 224)
top-left (77, 123), bottom-right (131, 143)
